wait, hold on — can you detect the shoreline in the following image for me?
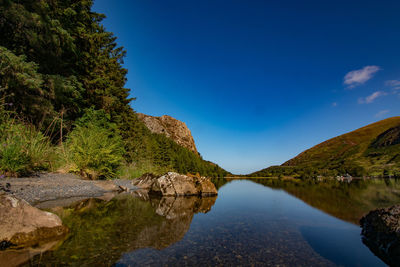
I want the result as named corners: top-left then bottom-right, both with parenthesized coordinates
top-left (0, 173), bottom-right (137, 208)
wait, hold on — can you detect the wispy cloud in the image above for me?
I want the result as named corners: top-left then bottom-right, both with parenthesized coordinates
top-left (375, 109), bottom-right (389, 118)
top-left (385, 79), bottom-right (400, 90)
top-left (332, 102), bottom-right (337, 107)
top-left (358, 91), bottom-right (386, 104)
top-left (344, 65), bottom-right (380, 88)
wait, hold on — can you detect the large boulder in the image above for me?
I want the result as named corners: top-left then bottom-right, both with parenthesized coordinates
top-left (0, 193), bottom-right (67, 248)
top-left (360, 204), bottom-right (400, 266)
top-left (132, 172), bottom-right (218, 196)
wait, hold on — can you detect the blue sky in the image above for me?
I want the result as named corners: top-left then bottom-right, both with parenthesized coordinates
top-left (93, 0), bottom-right (400, 174)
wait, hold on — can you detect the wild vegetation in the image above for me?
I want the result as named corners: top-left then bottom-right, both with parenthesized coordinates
top-left (0, 0), bottom-right (228, 179)
top-left (0, 106), bottom-right (56, 176)
top-left (250, 117), bottom-right (400, 178)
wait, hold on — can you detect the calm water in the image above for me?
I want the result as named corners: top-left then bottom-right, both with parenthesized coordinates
top-left (20, 178), bottom-right (400, 266)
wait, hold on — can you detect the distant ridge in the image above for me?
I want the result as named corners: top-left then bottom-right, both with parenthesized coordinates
top-left (251, 117), bottom-right (400, 177)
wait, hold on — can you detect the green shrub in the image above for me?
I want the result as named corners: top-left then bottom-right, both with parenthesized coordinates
top-left (0, 121), bottom-right (56, 176)
top-left (65, 109), bottom-right (125, 179)
top-left (119, 161), bottom-right (171, 180)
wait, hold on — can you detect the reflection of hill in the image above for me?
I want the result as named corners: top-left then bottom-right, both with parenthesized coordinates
top-left (29, 194), bottom-right (216, 266)
top-left (257, 178), bottom-right (400, 224)
top-left (213, 178), bottom-right (400, 224)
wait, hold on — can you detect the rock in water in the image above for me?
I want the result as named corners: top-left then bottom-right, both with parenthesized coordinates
top-left (137, 113), bottom-right (198, 153)
top-left (0, 193), bottom-right (67, 248)
top-left (132, 172), bottom-right (218, 196)
top-left (360, 205), bottom-right (400, 266)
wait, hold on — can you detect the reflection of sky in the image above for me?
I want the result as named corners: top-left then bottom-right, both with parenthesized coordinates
top-left (117, 180), bottom-right (384, 266)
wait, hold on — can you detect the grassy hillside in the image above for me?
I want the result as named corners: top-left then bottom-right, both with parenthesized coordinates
top-left (251, 117), bottom-right (400, 177)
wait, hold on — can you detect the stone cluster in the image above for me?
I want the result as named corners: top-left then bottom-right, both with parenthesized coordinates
top-left (132, 172), bottom-right (218, 196)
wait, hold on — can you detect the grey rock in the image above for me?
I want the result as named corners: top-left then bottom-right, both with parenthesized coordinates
top-left (360, 204), bottom-right (400, 266)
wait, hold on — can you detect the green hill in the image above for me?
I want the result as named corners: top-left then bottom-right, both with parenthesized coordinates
top-left (251, 117), bottom-right (400, 178)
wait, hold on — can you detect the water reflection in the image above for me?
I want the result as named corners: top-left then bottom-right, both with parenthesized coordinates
top-left (0, 240), bottom-right (61, 267)
top-left (25, 194), bottom-right (216, 266)
top-left (117, 180), bottom-right (385, 266)
top-left (20, 178), bottom-right (399, 266)
top-left (215, 178), bottom-right (400, 224)
top-left (300, 226), bottom-right (375, 266)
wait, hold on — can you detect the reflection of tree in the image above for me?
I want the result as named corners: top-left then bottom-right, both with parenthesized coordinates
top-left (210, 177), bottom-right (231, 190)
top-left (29, 194), bottom-right (216, 266)
top-left (213, 178), bottom-right (400, 224)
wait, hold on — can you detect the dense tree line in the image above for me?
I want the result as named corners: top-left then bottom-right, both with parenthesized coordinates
top-left (249, 164), bottom-right (399, 179)
top-left (0, 0), bottom-right (228, 178)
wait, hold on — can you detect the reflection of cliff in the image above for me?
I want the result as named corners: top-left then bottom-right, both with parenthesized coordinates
top-left (28, 194), bottom-right (216, 266)
top-left (130, 195), bottom-right (216, 250)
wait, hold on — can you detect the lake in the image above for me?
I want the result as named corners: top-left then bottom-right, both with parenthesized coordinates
top-left (25, 178), bottom-right (400, 266)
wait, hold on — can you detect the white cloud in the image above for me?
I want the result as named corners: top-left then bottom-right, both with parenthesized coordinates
top-left (385, 80), bottom-right (400, 90)
top-left (358, 91), bottom-right (386, 104)
top-left (385, 80), bottom-right (400, 86)
top-left (344, 65), bottom-right (381, 88)
top-left (375, 109), bottom-right (389, 118)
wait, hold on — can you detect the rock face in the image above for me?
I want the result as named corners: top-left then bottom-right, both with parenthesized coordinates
top-left (360, 205), bottom-right (400, 266)
top-left (371, 125), bottom-right (400, 148)
top-left (137, 113), bottom-right (198, 153)
top-left (0, 193), bottom-right (67, 248)
top-left (132, 172), bottom-right (218, 196)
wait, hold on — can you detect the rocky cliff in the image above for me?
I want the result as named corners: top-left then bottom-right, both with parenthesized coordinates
top-left (137, 113), bottom-right (198, 153)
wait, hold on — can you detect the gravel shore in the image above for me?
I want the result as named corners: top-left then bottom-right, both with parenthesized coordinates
top-left (0, 173), bottom-right (137, 207)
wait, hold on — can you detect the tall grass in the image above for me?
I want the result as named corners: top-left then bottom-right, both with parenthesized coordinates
top-left (0, 111), bottom-right (56, 176)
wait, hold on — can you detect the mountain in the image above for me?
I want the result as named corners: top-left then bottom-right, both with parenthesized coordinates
top-left (251, 117), bottom-right (400, 177)
top-left (137, 113), bottom-right (198, 153)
